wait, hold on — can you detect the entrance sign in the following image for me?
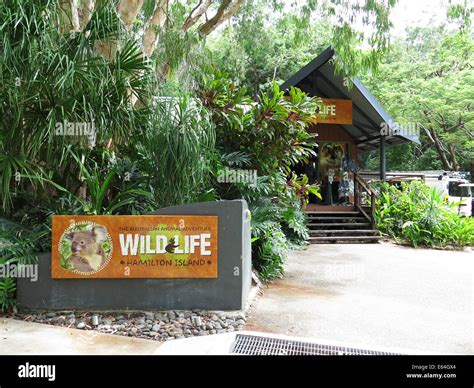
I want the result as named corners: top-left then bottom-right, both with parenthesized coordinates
top-left (52, 215), bottom-right (218, 279)
top-left (315, 98), bottom-right (352, 124)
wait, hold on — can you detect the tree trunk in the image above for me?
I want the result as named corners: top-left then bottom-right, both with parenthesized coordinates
top-left (448, 144), bottom-right (460, 171)
top-left (58, 0), bottom-right (75, 33)
top-left (117, 0), bottom-right (144, 30)
top-left (80, 0), bottom-right (95, 30)
top-left (143, 0), bottom-right (168, 57)
top-left (70, 0), bottom-right (81, 32)
top-left (94, 0), bottom-right (145, 60)
top-left (429, 127), bottom-right (452, 170)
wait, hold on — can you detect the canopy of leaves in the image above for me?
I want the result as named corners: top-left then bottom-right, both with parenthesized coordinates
top-left (207, 0), bottom-right (395, 95)
top-left (360, 26), bottom-right (473, 172)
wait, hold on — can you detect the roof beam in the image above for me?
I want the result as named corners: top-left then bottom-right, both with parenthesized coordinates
top-left (356, 134), bottom-right (382, 145)
top-left (353, 120), bottom-right (376, 133)
top-left (347, 123), bottom-right (372, 138)
top-left (280, 47), bottom-right (335, 91)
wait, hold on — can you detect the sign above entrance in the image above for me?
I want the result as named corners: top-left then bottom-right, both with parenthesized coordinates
top-left (51, 215), bottom-right (218, 279)
top-left (315, 98), bottom-right (352, 124)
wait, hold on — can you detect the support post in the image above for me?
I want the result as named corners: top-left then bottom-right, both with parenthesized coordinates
top-left (380, 136), bottom-right (386, 182)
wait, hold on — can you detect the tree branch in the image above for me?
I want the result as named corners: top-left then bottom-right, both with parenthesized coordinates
top-left (200, 0), bottom-right (243, 35)
top-left (183, 0), bottom-right (213, 32)
top-left (444, 117), bottom-right (464, 132)
top-left (80, 0), bottom-right (95, 30)
top-left (198, 0), bottom-right (242, 36)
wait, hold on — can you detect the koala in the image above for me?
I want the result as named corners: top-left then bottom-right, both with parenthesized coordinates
top-left (165, 237), bottom-right (179, 254)
top-left (66, 226), bottom-right (108, 273)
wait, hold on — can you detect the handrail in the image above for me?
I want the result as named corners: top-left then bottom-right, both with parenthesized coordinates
top-left (354, 172), bottom-right (378, 228)
top-left (358, 171), bottom-right (426, 181)
top-left (355, 173), bottom-right (372, 194)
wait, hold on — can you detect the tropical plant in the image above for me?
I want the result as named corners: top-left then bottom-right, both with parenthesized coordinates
top-left (198, 69), bottom-right (321, 279)
top-left (0, 278), bottom-right (16, 312)
top-left (67, 149), bottom-right (154, 215)
top-left (207, 0), bottom-right (396, 94)
top-left (0, 220), bottom-right (45, 312)
top-left (360, 25), bottom-right (473, 172)
top-left (286, 171), bottom-right (321, 207)
top-left (133, 96), bottom-right (216, 208)
top-left (199, 70), bottom-right (319, 176)
top-left (0, 0), bottom-right (153, 213)
top-left (374, 181), bottom-right (474, 248)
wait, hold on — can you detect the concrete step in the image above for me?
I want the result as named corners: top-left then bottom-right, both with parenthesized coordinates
top-left (309, 235), bottom-right (383, 243)
top-left (309, 229), bottom-right (379, 235)
top-left (307, 216), bottom-right (366, 221)
top-left (305, 211), bottom-right (360, 216)
top-left (308, 222), bottom-right (372, 228)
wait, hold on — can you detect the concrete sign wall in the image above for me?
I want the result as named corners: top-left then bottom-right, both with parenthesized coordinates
top-left (17, 200), bottom-right (252, 311)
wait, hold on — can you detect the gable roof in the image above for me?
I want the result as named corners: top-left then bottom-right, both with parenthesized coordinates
top-left (281, 47), bottom-right (420, 150)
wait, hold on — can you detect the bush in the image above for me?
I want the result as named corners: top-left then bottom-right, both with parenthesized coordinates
top-left (0, 0), bottom-right (319, 295)
top-left (374, 181), bottom-right (474, 248)
top-left (0, 220), bottom-right (46, 312)
top-left (198, 70), bottom-right (321, 280)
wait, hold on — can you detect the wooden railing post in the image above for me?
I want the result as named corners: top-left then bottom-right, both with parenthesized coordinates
top-left (371, 192), bottom-right (376, 229)
top-left (354, 175), bottom-right (359, 207)
top-left (354, 172), bottom-right (378, 229)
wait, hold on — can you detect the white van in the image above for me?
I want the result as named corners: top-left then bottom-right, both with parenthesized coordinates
top-left (425, 173), bottom-right (472, 217)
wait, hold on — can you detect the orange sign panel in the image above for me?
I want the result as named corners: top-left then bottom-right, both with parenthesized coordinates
top-left (51, 215), bottom-right (218, 279)
top-left (315, 98), bottom-right (352, 124)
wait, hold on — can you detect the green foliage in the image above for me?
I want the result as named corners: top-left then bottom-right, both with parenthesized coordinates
top-left (0, 0), bottom-right (153, 213)
top-left (198, 69), bottom-right (321, 280)
top-left (254, 224), bottom-right (287, 280)
top-left (0, 277), bottom-right (16, 312)
top-left (200, 69), bottom-right (318, 176)
top-left (286, 171), bottom-right (321, 207)
top-left (134, 97), bottom-right (216, 208)
top-left (59, 237), bottom-right (73, 271)
top-left (374, 181), bottom-right (474, 248)
top-left (66, 149), bottom-right (154, 215)
top-left (0, 219), bottom-right (46, 313)
top-left (281, 207), bottom-right (309, 242)
top-left (207, 0), bottom-right (395, 94)
top-left (360, 26), bottom-right (474, 172)
top-left (0, 218), bottom-right (46, 265)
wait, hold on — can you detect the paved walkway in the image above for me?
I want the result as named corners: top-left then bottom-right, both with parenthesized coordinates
top-left (245, 242), bottom-right (473, 354)
top-left (0, 318), bottom-right (161, 355)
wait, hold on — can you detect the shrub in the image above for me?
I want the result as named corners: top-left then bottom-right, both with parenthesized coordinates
top-left (374, 181), bottom-right (474, 248)
top-left (133, 97), bottom-right (216, 208)
top-left (0, 219), bottom-right (46, 312)
top-left (249, 201), bottom-right (287, 280)
top-left (197, 70), bottom-right (321, 279)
